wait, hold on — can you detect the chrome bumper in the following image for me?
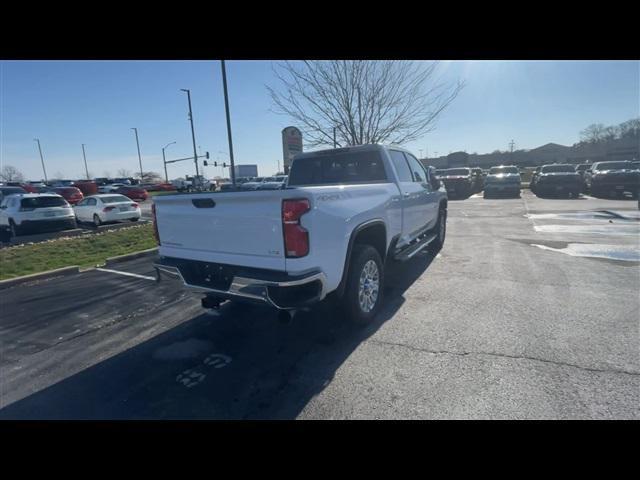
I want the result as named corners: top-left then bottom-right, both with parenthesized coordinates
top-left (154, 263), bottom-right (327, 310)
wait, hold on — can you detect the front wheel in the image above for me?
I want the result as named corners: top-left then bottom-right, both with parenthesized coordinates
top-left (93, 214), bottom-right (102, 227)
top-left (343, 245), bottom-right (384, 325)
top-left (130, 217), bottom-right (139, 222)
top-left (9, 220), bottom-right (20, 238)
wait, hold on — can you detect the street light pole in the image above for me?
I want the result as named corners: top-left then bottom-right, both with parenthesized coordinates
top-left (131, 128), bottom-right (144, 181)
top-left (162, 141), bottom-right (176, 183)
top-left (34, 138), bottom-right (48, 183)
top-left (180, 89), bottom-right (200, 186)
top-left (220, 60), bottom-right (236, 186)
top-left (81, 144), bottom-right (89, 180)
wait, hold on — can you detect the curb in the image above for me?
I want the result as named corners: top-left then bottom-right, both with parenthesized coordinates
top-left (105, 247), bottom-right (159, 266)
top-left (0, 266), bottom-right (80, 290)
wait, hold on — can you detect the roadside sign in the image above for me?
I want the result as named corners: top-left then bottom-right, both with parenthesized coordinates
top-left (282, 127), bottom-right (303, 173)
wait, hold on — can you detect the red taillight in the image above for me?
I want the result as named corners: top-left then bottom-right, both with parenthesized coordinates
top-left (151, 203), bottom-right (160, 245)
top-left (131, 203), bottom-right (138, 208)
top-left (282, 199), bottom-right (310, 258)
top-left (103, 206), bottom-right (116, 212)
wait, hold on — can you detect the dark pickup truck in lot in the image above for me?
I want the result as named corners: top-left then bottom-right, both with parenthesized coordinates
top-left (531, 164), bottom-right (583, 198)
top-left (584, 161), bottom-right (640, 199)
top-left (439, 168), bottom-right (475, 199)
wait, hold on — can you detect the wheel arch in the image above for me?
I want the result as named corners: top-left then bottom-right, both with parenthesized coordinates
top-left (335, 220), bottom-right (387, 298)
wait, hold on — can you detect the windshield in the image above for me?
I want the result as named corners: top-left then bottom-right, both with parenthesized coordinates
top-left (489, 166), bottom-right (519, 174)
top-left (444, 168), bottom-right (470, 176)
top-left (100, 195), bottom-right (131, 204)
top-left (21, 196), bottom-right (67, 208)
top-left (541, 165), bottom-right (575, 173)
top-left (593, 161), bottom-right (634, 171)
top-left (288, 150), bottom-right (387, 186)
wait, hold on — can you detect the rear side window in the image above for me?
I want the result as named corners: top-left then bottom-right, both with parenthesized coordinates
top-left (20, 196), bottom-right (67, 209)
top-left (390, 151), bottom-right (413, 182)
top-left (288, 150), bottom-right (388, 186)
top-left (405, 154), bottom-right (428, 183)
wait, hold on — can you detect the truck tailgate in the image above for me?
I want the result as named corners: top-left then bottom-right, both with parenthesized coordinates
top-left (154, 191), bottom-right (286, 270)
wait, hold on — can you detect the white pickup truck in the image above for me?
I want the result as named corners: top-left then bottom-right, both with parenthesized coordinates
top-left (153, 144), bottom-right (448, 324)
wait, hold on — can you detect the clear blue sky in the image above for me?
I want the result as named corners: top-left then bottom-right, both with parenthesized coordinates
top-left (1, 60), bottom-right (638, 181)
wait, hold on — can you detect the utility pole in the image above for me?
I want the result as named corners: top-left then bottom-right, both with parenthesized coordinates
top-left (419, 149), bottom-right (424, 159)
top-left (34, 138), bottom-right (48, 183)
top-left (162, 141), bottom-right (176, 183)
top-left (131, 128), bottom-right (143, 181)
top-left (509, 140), bottom-right (515, 164)
top-left (180, 89), bottom-right (200, 186)
top-left (220, 60), bottom-right (236, 186)
top-left (81, 144), bottom-right (89, 180)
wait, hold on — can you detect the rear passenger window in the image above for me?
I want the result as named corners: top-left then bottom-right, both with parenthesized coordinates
top-left (405, 154), bottom-right (427, 183)
top-left (288, 150), bottom-right (387, 186)
top-left (390, 151), bottom-right (413, 182)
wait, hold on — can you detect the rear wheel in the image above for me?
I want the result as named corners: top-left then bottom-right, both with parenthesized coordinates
top-left (130, 217), bottom-right (139, 222)
top-left (93, 214), bottom-right (102, 227)
top-left (343, 245), bottom-right (384, 326)
top-left (428, 207), bottom-right (447, 254)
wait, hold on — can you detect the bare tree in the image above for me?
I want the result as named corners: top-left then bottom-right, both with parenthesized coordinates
top-left (618, 118), bottom-right (640, 139)
top-left (0, 165), bottom-right (25, 182)
top-left (117, 168), bottom-right (133, 178)
top-left (580, 124), bottom-right (607, 144)
top-left (135, 171), bottom-right (162, 184)
top-left (267, 61), bottom-right (464, 147)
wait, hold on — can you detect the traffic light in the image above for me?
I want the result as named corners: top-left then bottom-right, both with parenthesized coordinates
top-left (204, 160), bottom-right (208, 166)
top-left (205, 151), bottom-right (210, 159)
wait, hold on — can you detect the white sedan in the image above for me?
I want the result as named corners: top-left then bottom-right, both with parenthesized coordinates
top-left (73, 194), bottom-right (141, 226)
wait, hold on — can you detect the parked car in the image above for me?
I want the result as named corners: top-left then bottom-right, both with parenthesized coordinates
top-left (574, 163), bottom-right (592, 192)
top-left (240, 177), bottom-right (266, 190)
top-left (98, 183), bottom-right (127, 194)
top-left (143, 183), bottom-right (176, 192)
top-left (93, 177), bottom-right (111, 186)
top-left (438, 168), bottom-right (474, 199)
top-left (483, 166), bottom-right (521, 198)
top-left (4, 182), bottom-right (39, 193)
top-left (257, 175), bottom-right (288, 190)
top-left (470, 168), bottom-right (484, 193)
top-left (584, 161), bottom-right (640, 198)
top-left (113, 177), bottom-right (132, 185)
top-left (0, 185), bottom-right (27, 203)
top-left (153, 144), bottom-right (448, 325)
top-left (52, 186), bottom-right (84, 205)
top-left (73, 194), bottom-right (141, 226)
top-left (51, 180), bottom-right (76, 187)
top-left (0, 193), bottom-right (76, 237)
top-left (73, 181), bottom-right (99, 196)
top-left (115, 185), bottom-right (149, 201)
top-left (218, 183), bottom-right (236, 191)
top-left (531, 164), bottom-right (583, 198)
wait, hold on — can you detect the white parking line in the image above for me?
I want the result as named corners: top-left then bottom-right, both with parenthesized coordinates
top-left (96, 268), bottom-right (156, 281)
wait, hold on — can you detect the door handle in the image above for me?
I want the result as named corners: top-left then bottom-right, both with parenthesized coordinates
top-left (403, 192), bottom-right (411, 198)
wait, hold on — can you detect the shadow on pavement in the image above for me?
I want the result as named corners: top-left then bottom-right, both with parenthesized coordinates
top-left (0, 251), bottom-right (436, 419)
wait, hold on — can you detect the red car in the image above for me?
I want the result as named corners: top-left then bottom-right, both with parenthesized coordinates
top-left (115, 185), bottom-right (149, 201)
top-left (6, 182), bottom-right (38, 193)
top-left (52, 186), bottom-right (84, 205)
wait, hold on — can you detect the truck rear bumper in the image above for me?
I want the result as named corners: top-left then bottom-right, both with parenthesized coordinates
top-left (154, 256), bottom-right (327, 310)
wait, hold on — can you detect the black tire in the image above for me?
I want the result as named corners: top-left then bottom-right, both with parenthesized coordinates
top-left (93, 214), bottom-right (102, 227)
top-left (130, 217), bottom-right (139, 222)
top-left (429, 207), bottom-right (447, 254)
top-left (9, 219), bottom-right (20, 238)
top-left (342, 244), bottom-right (384, 325)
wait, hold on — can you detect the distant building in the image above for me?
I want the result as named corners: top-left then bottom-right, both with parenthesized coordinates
top-left (234, 164), bottom-right (258, 178)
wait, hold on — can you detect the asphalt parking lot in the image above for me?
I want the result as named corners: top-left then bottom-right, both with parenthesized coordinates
top-left (1, 190), bottom-right (638, 419)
